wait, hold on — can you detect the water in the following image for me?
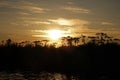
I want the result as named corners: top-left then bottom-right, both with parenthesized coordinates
top-left (0, 72), bottom-right (80, 80)
top-left (0, 72), bottom-right (112, 80)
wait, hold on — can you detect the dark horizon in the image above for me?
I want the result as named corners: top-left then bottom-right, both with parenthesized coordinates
top-left (0, 33), bottom-right (120, 80)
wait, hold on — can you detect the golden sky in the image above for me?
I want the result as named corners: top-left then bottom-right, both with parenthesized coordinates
top-left (0, 0), bottom-right (120, 41)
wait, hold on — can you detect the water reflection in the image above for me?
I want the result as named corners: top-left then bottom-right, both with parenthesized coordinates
top-left (0, 72), bottom-right (79, 80)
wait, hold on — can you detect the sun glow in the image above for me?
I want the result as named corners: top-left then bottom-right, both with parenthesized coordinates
top-left (48, 30), bottom-right (63, 40)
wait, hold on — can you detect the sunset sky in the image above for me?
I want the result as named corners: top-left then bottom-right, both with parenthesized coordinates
top-left (0, 0), bottom-right (120, 41)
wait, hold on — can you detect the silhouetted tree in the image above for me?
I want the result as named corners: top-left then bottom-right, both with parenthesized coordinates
top-left (73, 37), bottom-right (80, 46)
top-left (81, 35), bottom-right (86, 44)
top-left (96, 33), bottom-right (107, 45)
top-left (0, 40), bottom-right (5, 46)
top-left (61, 37), bottom-right (66, 46)
top-left (66, 36), bottom-right (73, 46)
top-left (41, 40), bottom-right (49, 47)
top-left (5, 39), bottom-right (12, 46)
top-left (18, 41), bottom-right (26, 47)
top-left (113, 38), bottom-right (120, 44)
top-left (33, 40), bottom-right (41, 47)
top-left (88, 36), bottom-right (97, 44)
top-left (105, 36), bottom-right (113, 44)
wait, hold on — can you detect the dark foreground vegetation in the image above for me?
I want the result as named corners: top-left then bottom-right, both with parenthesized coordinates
top-left (0, 33), bottom-right (120, 80)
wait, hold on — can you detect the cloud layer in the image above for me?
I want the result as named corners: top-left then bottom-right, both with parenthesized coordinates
top-left (0, 1), bottom-right (49, 14)
top-left (0, 0), bottom-right (120, 41)
top-left (62, 6), bottom-right (90, 14)
top-left (49, 18), bottom-right (89, 26)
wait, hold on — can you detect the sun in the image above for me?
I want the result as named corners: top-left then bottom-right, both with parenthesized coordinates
top-left (48, 30), bottom-right (62, 40)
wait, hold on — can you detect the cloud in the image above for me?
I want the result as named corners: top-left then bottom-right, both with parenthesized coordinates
top-left (31, 30), bottom-right (49, 38)
top-left (0, 1), bottom-right (49, 13)
top-left (17, 12), bottom-right (31, 15)
top-left (15, 6), bottom-right (49, 13)
top-left (62, 6), bottom-right (90, 14)
top-left (33, 30), bottom-right (49, 33)
top-left (32, 35), bottom-right (48, 38)
top-left (67, 2), bottom-right (74, 5)
top-left (24, 21), bottom-right (51, 25)
top-left (49, 18), bottom-right (89, 26)
top-left (49, 18), bottom-right (73, 26)
top-left (101, 22), bottom-right (113, 26)
top-left (0, 1), bottom-right (11, 7)
top-left (35, 21), bottom-right (51, 25)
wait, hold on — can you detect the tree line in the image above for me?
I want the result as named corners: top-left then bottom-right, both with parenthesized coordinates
top-left (0, 33), bottom-right (120, 48)
top-left (0, 32), bottom-right (120, 79)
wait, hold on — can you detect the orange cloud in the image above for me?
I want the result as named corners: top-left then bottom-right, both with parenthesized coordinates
top-left (101, 22), bottom-right (113, 26)
top-left (49, 18), bottom-right (89, 26)
top-left (62, 6), bottom-right (90, 13)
